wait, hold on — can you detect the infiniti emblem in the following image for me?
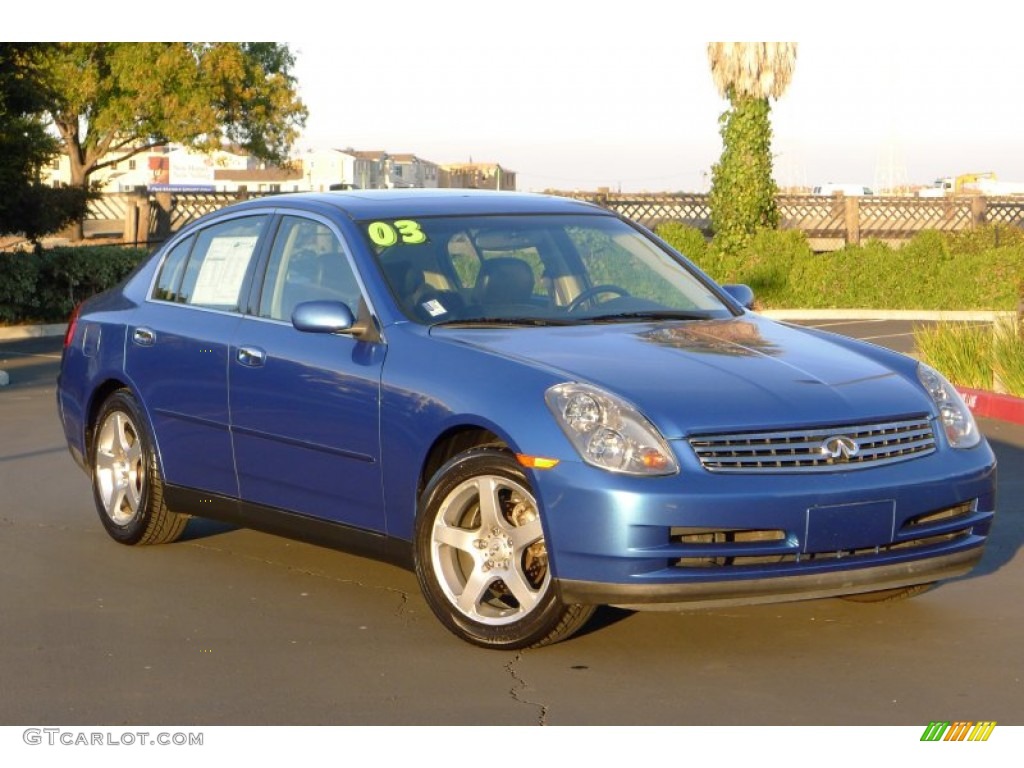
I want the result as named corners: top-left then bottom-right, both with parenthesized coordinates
top-left (821, 435), bottom-right (859, 460)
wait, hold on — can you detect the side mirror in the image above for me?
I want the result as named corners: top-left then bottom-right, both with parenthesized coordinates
top-left (291, 301), bottom-right (356, 334)
top-left (723, 284), bottom-right (755, 310)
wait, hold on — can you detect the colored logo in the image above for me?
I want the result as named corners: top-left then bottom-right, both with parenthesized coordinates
top-left (920, 721), bottom-right (996, 741)
top-left (821, 435), bottom-right (859, 460)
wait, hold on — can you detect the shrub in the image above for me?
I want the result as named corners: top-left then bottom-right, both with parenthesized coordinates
top-left (655, 222), bottom-right (707, 264)
top-left (0, 245), bottom-right (147, 324)
top-left (657, 224), bottom-right (1024, 311)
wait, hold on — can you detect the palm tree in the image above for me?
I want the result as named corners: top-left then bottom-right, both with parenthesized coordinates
top-left (706, 42), bottom-right (797, 253)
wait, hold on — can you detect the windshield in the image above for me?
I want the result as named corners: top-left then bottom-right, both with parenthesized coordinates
top-left (360, 213), bottom-right (732, 326)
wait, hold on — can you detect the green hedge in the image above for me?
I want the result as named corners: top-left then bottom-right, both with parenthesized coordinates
top-left (656, 223), bottom-right (1024, 311)
top-left (0, 246), bottom-right (148, 324)
top-left (3, 227), bottom-right (1023, 325)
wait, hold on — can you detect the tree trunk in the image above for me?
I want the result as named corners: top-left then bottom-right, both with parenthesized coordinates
top-left (66, 155), bottom-right (90, 242)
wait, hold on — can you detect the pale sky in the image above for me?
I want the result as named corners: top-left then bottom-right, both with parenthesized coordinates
top-left (285, 1), bottom-right (1024, 192)
top-left (32, 1), bottom-right (1024, 193)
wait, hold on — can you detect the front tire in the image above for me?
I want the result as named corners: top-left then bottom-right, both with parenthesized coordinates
top-left (414, 448), bottom-right (594, 649)
top-left (91, 390), bottom-right (188, 545)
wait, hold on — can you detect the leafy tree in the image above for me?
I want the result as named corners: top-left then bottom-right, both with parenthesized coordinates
top-left (0, 43), bottom-right (90, 244)
top-left (34, 43), bottom-right (308, 239)
top-left (706, 42), bottom-right (797, 253)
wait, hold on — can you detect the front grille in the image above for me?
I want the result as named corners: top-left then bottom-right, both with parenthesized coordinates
top-left (688, 417), bottom-right (936, 473)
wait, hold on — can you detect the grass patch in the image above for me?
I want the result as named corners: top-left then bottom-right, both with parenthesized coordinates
top-left (993, 321), bottom-right (1024, 396)
top-left (913, 320), bottom-right (1024, 397)
top-left (913, 323), bottom-right (993, 390)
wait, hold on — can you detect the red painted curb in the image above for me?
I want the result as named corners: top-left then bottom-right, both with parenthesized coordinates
top-left (955, 386), bottom-right (1024, 426)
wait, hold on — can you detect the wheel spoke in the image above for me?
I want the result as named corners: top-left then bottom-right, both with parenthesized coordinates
top-left (457, 567), bottom-right (498, 616)
top-left (123, 436), bottom-right (143, 468)
top-left (474, 476), bottom-right (504, 531)
top-left (509, 516), bottom-right (543, 549)
top-left (433, 521), bottom-right (478, 555)
top-left (115, 413), bottom-right (135, 456)
top-left (124, 471), bottom-right (142, 512)
top-left (504, 566), bottom-right (542, 613)
top-left (107, 482), bottom-right (128, 520)
top-left (94, 447), bottom-right (117, 474)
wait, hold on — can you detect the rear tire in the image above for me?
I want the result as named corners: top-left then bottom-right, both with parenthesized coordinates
top-left (414, 448), bottom-right (594, 649)
top-left (91, 390), bottom-right (188, 545)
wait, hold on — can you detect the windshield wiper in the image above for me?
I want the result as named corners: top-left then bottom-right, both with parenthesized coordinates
top-left (431, 316), bottom-right (575, 328)
top-left (587, 310), bottom-right (715, 323)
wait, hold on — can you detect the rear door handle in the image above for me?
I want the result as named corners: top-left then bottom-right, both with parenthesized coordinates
top-left (236, 346), bottom-right (266, 367)
top-left (132, 327), bottom-right (155, 346)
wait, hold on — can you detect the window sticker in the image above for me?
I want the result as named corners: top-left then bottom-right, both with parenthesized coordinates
top-left (422, 299), bottom-right (447, 317)
top-left (367, 220), bottom-right (428, 247)
top-left (190, 235), bottom-right (258, 306)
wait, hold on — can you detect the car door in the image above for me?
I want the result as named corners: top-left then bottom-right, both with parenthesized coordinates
top-left (126, 213), bottom-right (269, 497)
top-left (228, 214), bottom-right (387, 531)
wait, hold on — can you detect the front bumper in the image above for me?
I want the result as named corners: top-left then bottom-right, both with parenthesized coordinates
top-left (558, 547), bottom-right (982, 609)
top-left (533, 438), bottom-right (997, 606)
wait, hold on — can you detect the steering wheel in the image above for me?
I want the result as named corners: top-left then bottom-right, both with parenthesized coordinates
top-left (566, 284), bottom-right (631, 313)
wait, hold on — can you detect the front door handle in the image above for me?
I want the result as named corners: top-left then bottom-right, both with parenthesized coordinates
top-left (236, 346), bottom-right (266, 367)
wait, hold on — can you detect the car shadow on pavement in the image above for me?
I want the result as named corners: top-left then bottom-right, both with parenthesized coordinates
top-left (575, 606), bottom-right (635, 638)
top-left (962, 434), bottom-right (1022, 578)
top-left (178, 517), bottom-right (239, 541)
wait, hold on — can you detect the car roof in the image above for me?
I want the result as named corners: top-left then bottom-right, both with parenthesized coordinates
top-left (222, 189), bottom-right (607, 220)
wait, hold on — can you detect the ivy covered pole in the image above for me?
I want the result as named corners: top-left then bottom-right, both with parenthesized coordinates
top-left (706, 42), bottom-right (797, 253)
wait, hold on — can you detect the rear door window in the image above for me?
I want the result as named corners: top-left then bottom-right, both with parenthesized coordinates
top-left (166, 216), bottom-right (268, 311)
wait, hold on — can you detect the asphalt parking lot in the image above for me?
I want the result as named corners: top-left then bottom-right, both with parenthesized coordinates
top-left (1, 328), bottom-right (1021, 726)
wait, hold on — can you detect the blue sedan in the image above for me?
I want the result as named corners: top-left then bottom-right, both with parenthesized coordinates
top-left (56, 190), bottom-right (997, 648)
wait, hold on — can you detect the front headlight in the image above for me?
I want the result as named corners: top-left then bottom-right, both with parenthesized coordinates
top-left (916, 363), bottom-right (980, 449)
top-left (545, 382), bottom-right (678, 475)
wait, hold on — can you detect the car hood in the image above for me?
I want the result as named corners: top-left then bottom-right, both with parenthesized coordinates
top-left (433, 316), bottom-right (932, 437)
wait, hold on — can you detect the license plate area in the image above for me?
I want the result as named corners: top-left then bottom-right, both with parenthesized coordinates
top-left (804, 500), bottom-right (895, 553)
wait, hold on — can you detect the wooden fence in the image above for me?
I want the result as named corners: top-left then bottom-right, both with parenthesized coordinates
top-left (560, 192), bottom-right (1024, 250)
top-left (87, 190), bottom-right (1024, 250)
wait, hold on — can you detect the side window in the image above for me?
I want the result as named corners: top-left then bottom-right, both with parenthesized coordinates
top-left (259, 217), bottom-right (362, 322)
top-left (177, 216), bottom-right (267, 310)
top-left (152, 236), bottom-right (195, 302)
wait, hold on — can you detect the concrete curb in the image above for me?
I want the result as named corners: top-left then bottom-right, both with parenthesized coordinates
top-left (0, 323), bottom-right (65, 341)
top-left (759, 309), bottom-right (1016, 322)
top-left (956, 387), bottom-right (1024, 427)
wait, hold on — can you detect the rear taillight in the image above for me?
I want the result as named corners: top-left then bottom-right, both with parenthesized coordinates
top-left (63, 304), bottom-right (82, 349)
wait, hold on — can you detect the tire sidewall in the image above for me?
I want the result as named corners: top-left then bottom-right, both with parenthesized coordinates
top-left (413, 448), bottom-right (568, 650)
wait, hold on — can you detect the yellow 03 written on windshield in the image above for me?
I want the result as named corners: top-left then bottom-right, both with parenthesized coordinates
top-left (366, 220), bottom-right (427, 247)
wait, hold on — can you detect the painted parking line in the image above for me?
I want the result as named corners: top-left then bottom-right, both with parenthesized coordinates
top-left (857, 332), bottom-right (917, 342)
top-left (805, 320), bottom-right (887, 328)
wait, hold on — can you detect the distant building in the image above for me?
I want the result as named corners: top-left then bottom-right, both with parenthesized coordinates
top-left (42, 143), bottom-right (514, 194)
top-left (440, 163), bottom-right (516, 191)
top-left (386, 153), bottom-right (440, 189)
top-left (42, 144), bottom-right (301, 193)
